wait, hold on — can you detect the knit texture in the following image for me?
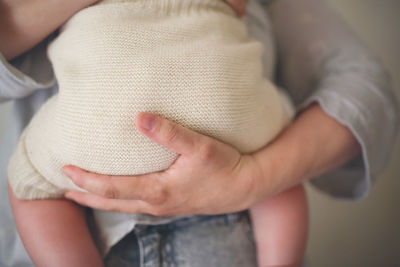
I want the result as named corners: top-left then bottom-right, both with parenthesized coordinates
top-left (8, 0), bottom-right (292, 200)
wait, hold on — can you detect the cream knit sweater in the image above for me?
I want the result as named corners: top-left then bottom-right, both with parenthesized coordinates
top-left (8, 0), bottom-right (292, 200)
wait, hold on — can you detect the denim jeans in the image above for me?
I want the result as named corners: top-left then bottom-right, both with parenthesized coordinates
top-left (104, 211), bottom-right (257, 267)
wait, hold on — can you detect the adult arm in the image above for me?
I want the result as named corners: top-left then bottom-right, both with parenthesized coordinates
top-left (0, 0), bottom-right (98, 60)
top-left (0, 0), bottom-right (241, 60)
top-left (0, 0), bottom-right (98, 102)
top-left (265, 0), bottom-right (399, 198)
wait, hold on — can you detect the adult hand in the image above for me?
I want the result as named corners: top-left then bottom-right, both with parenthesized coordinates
top-left (0, 0), bottom-right (100, 60)
top-left (63, 112), bottom-right (265, 216)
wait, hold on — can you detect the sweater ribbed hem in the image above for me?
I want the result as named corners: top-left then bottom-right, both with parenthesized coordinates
top-left (8, 129), bottom-right (63, 200)
top-left (98, 0), bottom-right (235, 16)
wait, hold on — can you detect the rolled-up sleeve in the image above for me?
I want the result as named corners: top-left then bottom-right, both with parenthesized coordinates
top-left (0, 37), bottom-right (55, 103)
top-left (262, 0), bottom-right (399, 199)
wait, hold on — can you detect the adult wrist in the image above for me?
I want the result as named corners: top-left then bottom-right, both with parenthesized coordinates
top-left (250, 104), bottom-right (330, 200)
top-left (251, 103), bottom-right (362, 202)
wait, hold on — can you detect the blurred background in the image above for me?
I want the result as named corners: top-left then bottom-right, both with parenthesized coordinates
top-left (0, 0), bottom-right (399, 266)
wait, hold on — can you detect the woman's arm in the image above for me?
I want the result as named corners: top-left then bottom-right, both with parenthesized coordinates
top-left (0, 0), bottom-right (98, 60)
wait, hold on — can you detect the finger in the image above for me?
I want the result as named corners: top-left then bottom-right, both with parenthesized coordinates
top-left (224, 0), bottom-right (248, 17)
top-left (135, 112), bottom-right (206, 156)
top-left (64, 191), bottom-right (151, 214)
top-left (63, 165), bottom-right (166, 203)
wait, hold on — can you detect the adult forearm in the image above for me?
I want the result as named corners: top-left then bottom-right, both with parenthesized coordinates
top-left (252, 104), bottom-right (361, 198)
top-left (0, 0), bottom-right (98, 60)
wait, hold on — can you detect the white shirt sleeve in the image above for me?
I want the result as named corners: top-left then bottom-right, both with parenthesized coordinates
top-left (0, 36), bottom-right (55, 103)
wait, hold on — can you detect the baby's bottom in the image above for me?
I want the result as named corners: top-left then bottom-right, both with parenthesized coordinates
top-left (8, 184), bottom-right (104, 267)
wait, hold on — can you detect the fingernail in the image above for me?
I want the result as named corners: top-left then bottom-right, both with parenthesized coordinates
top-left (63, 166), bottom-right (73, 178)
top-left (140, 113), bottom-right (157, 132)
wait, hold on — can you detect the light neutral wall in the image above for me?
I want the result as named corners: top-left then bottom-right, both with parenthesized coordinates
top-left (0, 1), bottom-right (399, 266)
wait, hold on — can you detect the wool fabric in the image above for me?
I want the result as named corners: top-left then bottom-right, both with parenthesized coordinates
top-left (8, 0), bottom-right (292, 199)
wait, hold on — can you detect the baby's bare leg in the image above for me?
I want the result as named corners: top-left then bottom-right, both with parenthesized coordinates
top-left (8, 184), bottom-right (104, 267)
top-left (250, 184), bottom-right (308, 267)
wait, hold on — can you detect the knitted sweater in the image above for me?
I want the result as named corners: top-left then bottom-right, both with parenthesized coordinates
top-left (8, 0), bottom-right (292, 200)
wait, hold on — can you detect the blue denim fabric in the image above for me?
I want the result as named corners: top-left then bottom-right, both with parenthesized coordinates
top-left (104, 211), bottom-right (257, 267)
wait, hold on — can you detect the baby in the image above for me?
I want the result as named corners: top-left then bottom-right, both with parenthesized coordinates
top-left (8, 0), bottom-right (307, 266)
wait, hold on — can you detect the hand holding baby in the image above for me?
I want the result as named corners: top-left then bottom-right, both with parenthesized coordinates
top-left (63, 112), bottom-right (265, 216)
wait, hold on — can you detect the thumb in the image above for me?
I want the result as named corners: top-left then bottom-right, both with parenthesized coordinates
top-left (135, 112), bottom-right (204, 155)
